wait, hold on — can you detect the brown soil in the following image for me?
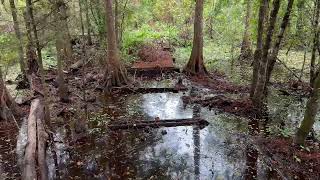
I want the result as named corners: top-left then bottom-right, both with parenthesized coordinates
top-left (257, 137), bottom-right (320, 179)
top-left (132, 45), bottom-right (174, 69)
top-left (182, 95), bottom-right (255, 118)
top-left (189, 72), bottom-right (249, 94)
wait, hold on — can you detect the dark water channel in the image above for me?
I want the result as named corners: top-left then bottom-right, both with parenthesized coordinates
top-left (14, 80), bottom-right (320, 180)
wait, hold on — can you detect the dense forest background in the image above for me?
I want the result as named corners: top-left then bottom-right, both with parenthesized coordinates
top-left (0, 0), bottom-right (312, 79)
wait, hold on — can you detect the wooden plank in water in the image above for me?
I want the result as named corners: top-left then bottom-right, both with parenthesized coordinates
top-left (128, 67), bottom-right (180, 77)
top-left (107, 118), bottom-right (209, 130)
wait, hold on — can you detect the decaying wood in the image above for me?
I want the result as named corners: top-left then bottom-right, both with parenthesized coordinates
top-left (107, 118), bottom-right (209, 130)
top-left (128, 67), bottom-right (180, 77)
top-left (23, 98), bottom-right (49, 180)
top-left (23, 99), bottom-right (40, 180)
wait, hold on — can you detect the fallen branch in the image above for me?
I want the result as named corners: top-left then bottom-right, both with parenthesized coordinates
top-left (107, 118), bottom-right (209, 130)
top-left (276, 57), bottom-right (302, 82)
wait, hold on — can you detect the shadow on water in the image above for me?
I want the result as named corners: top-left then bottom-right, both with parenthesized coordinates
top-left (15, 82), bottom-right (316, 179)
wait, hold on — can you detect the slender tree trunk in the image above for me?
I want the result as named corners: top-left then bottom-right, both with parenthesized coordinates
top-left (310, 0), bottom-right (320, 86)
top-left (296, 0), bottom-right (305, 46)
top-left (183, 0), bottom-right (208, 75)
top-left (250, 0), bottom-right (269, 97)
top-left (295, 67), bottom-right (320, 145)
top-left (252, 0), bottom-right (281, 111)
top-left (104, 0), bottom-right (129, 90)
top-left (54, 0), bottom-right (70, 102)
top-left (115, 0), bottom-right (119, 45)
top-left (79, 0), bottom-right (85, 36)
top-left (26, 0), bottom-right (51, 125)
top-left (84, 0), bottom-right (93, 44)
top-left (265, 0), bottom-right (295, 86)
top-left (9, 0), bottom-right (26, 78)
top-left (239, 0), bottom-right (253, 61)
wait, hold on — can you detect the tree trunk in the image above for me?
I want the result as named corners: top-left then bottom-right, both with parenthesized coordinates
top-left (84, 0), bottom-right (93, 44)
top-left (0, 68), bottom-right (21, 121)
top-left (310, 0), bottom-right (320, 86)
top-left (9, 0), bottom-right (26, 78)
top-left (252, 0), bottom-right (281, 111)
top-left (26, 0), bottom-right (51, 125)
top-left (250, 0), bottom-right (269, 97)
top-left (239, 0), bottom-right (253, 61)
top-left (23, 11), bottom-right (38, 75)
top-left (266, 0), bottom-right (295, 86)
top-left (183, 0), bottom-right (208, 75)
top-left (115, 0), bottom-right (119, 45)
top-left (54, 0), bottom-right (71, 102)
top-left (295, 68), bottom-right (320, 145)
top-left (104, 0), bottom-right (129, 90)
top-left (79, 0), bottom-right (85, 36)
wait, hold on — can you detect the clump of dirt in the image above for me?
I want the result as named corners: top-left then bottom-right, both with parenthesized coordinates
top-left (182, 95), bottom-right (255, 118)
top-left (257, 137), bottom-right (320, 179)
top-left (189, 72), bottom-right (249, 94)
top-left (132, 44), bottom-right (174, 69)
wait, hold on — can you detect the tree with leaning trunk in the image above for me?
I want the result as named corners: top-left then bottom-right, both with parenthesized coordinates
top-left (295, 67), bottom-right (320, 145)
top-left (184, 0), bottom-right (208, 75)
top-left (104, 0), bottom-right (129, 90)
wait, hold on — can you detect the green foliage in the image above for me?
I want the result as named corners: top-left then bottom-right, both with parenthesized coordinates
top-left (0, 34), bottom-right (18, 66)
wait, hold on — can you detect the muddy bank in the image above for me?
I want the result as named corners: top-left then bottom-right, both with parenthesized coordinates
top-left (188, 72), bottom-right (249, 94)
top-left (182, 95), bottom-right (255, 119)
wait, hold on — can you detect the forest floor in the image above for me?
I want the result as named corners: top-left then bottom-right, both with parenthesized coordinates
top-left (1, 44), bottom-right (319, 179)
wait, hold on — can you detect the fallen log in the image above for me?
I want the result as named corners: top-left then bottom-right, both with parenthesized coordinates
top-left (23, 98), bottom-right (48, 180)
top-left (107, 118), bottom-right (209, 130)
top-left (23, 99), bottom-right (39, 180)
top-left (111, 87), bottom-right (187, 94)
top-left (128, 67), bottom-right (180, 77)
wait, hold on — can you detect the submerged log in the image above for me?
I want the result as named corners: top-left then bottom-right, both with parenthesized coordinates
top-left (107, 118), bottom-right (209, 130)
top-left (128, 67), bottom-right (180, 77)
top-left (111, 87), bottom-right (187, 94)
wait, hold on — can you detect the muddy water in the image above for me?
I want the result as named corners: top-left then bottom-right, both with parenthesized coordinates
top-left (29, 91), bottom-right (277, 180)
top-left (13, 82), bottom-right (318, 179)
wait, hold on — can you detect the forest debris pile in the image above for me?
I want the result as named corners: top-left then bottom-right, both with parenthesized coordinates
top-left (131, 45), bottom-right (175, 70)
top-left (274, 80), bottom-right (312, 96)
top-left (189, 72), bottom-right (249, 94)
top-left (257, 137), bottom-right (320, 179)
top-left (182, 95), bottom-right (255, 118)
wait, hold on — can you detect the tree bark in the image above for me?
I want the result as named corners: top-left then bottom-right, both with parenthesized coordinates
top-left (9, 0), bottom-right (26, 78)
top-left (250, 0), bottom-right (269, 97)
top-left (295, 67), bottom-right (320, 145)
top-left (104, 0), bottom-right (129, 90)
top-left (266, 0), bottom-right (295, 86)
top-left (252, 0), bottom-right (281, 111)
top-left (183, 0), bottom-right (208, 75)
top-left (239, 0), bottom-right (253, 61)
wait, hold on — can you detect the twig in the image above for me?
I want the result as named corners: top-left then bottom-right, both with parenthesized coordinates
top-left (276, 57), bottom-right (302, 82)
